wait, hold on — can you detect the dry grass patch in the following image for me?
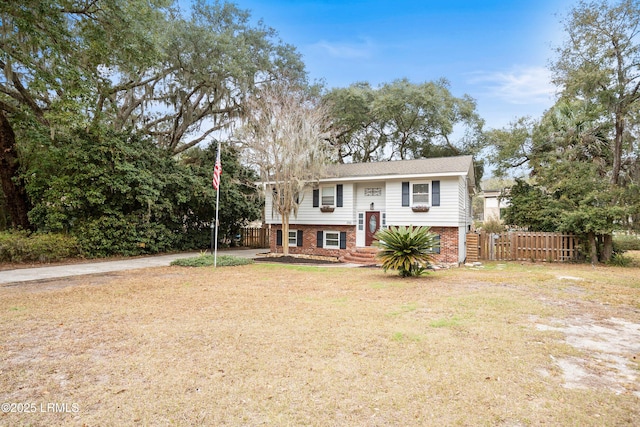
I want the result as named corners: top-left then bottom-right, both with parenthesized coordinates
top-left (1, 262), bottom-right (639, 426)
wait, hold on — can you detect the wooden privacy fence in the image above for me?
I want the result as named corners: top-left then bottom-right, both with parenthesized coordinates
top-left (467, 231), bottom-right (578, 262)
top-left (241, 227), bottom-right (270, 248)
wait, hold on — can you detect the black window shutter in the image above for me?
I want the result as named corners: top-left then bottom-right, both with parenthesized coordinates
top-left (297, 230), bottom-right (303, 247)
top-left (432, 180), bottom-right (440, 206)
top-left (336, 184), bottom-right (343, 207)
top-left (339, 232), bottom-right (347, 249)
top-left (402, 182), bottom-right (410, 206)
top-left (316, 231), bottom-right (323, 248)
top-left (313, 189), bottom-right (319, 207)
top-left (276, 229), bottom-right (282, 246)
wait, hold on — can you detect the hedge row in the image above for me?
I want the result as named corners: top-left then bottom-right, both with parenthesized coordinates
top-left (613, 234), bottom-right (640, 252)
top-left (0, 231), bottom-right (82, 263)
top-left (170, 254), bottom-right (254, 267)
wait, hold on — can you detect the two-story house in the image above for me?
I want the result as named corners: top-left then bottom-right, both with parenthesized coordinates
top-left (264, 155), bottom-right (475, 265)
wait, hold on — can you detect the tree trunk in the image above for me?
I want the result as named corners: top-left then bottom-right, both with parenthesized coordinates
top-left (611, 111), bottom-right (623, 186)
top-left (0, 111), bottom-right (32, 230)
top-left (601, 233), bottom-right (613, 263)
top-left (281, 212), bottom-right (290, 256)
top-left (587, 232), bottom-right (598, 265)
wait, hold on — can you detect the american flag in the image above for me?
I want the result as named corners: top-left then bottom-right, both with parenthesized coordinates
top-left (212, 148), bottom-right (222, 190)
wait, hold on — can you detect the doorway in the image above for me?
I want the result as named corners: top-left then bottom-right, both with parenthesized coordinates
top-left (365, 211), bottom-right (380, 246)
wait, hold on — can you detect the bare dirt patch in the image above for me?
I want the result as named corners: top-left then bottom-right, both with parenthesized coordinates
top-left (1, 262), bottom-right (638, 426)
top-left (536, 316), bottom-right (640, 397)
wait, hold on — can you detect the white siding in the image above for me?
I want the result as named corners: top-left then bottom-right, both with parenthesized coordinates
top-left (355, 182), bottom-right (386, 211)
top-left (265, 183), bottom-right (356, 226)
top-left (458, 176), bottom-right (465, 224)
top-left (264, 176), bottom-right (474, 230)
top-left (384, 178), bottom-right (463, 227)
top-left (460, 176), bottom-right (474, 228)
top-left (264, 186), bottom-right (274, 223)
top-left (458, 176), bottom-right (468, 225)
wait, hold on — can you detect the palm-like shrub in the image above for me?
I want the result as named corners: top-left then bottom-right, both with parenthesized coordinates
top-left (373, 226), bottom-right (439, 277)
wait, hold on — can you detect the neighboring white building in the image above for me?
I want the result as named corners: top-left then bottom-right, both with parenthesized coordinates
top-left (263, 155), bottom-right (476, 264)
top-left (482, 189), bottom-right (509, 221)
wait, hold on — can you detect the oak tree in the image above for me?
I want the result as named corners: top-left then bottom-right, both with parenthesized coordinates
top-left (323, 79), bottom-right (485, 165)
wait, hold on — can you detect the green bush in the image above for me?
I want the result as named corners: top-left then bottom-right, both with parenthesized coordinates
top-left (607, 252), bottom-right (633, 267)
top-left (373, 226), bottom-right (439, 277)
top-left (613, 234), bottom-right (640, 252)
top-left (74, 214), bottom-right (179, 258)
top-left (24, 130), bottom-right (260, 257)
top-left (0, 231), bottom-right (81, 263)
top-left (170, 254), bottom-right (253, 267)
top-left (480, 217), bottom-right (506, 234)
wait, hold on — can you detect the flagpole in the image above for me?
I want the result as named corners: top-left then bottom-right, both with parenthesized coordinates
top-left (213, 140), bottom-right (221, 268)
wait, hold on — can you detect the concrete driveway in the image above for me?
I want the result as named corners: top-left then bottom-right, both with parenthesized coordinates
top-left (0, 248), bottom-right (266, 285)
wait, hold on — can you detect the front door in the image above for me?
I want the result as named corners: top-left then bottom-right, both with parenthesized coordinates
top-left (365, 211), bottom-right (380, 246)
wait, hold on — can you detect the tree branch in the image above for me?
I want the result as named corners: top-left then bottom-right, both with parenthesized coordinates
top-left (0, 99), bottom-right (18, 114)
top-left (0, 60), bottom-right (49, 125)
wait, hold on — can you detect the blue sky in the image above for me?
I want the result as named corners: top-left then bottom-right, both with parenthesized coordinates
top-left (229, 0), bottom-right (578, 131)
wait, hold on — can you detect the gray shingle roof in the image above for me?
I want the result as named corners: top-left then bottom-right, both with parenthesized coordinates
top-left (323, 155), bottom-right (474, 180)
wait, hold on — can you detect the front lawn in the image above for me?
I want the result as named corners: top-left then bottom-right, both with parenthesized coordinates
top-left (1, 261), bottom-right (638, 426)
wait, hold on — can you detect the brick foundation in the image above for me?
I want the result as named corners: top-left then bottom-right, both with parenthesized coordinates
top-left (270, 224), bottom-right (356, 259)
top-left (381, 225), bottom-right (460, 265)
top-left (429, 226), bottom-right (459, 264)
top-left (270, 224), bottom-right (461, 264)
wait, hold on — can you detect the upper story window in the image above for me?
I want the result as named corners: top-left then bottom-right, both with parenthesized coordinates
top-left (402, 180), bottom-right (440, 209)
top-left (313, 184), bottom-right (343, 209)
top-left (412, 183), bottom-right (430, 206)
top-left (321, 186), bottom-right (335, 206)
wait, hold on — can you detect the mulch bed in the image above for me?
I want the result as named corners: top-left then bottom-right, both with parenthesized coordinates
top-left (253, 256), bottom-right (339, 265)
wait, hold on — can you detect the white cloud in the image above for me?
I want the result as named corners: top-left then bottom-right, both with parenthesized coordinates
top-left (308, 38), bottom-right (374, 60)
top-left (468, 66), bottom-right (557, 105)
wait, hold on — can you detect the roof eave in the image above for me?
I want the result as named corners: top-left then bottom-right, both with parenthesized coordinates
top-left (259, 171), bottom-right (473, 186)
top-left (318, 170), bottom-right (472, 183)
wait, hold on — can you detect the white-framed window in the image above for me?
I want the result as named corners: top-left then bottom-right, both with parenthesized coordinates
top-left (324, 231), bottom-right (340, 249)
top-left (358, 212), bottom-right (364, 231)
top-left (288, 230), bottom-right (298, 246)
top-left (382, 212), bottom-right (387, 228)
top-left (321, 186), bottom-right (335, 206)
top-left (412, 182), bottom-right (430, 206)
